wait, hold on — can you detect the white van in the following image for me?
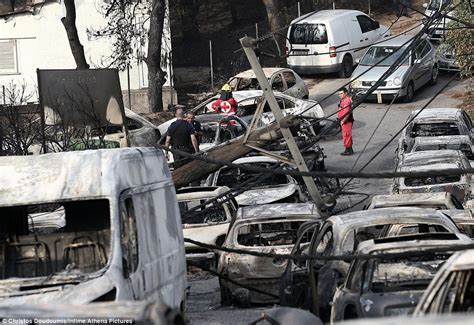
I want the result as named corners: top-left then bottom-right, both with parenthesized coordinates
top-left (286, 9), bottom-right (390, 77)
top-left (0, 148), bottom-right (186, 310)
top-left (423, 0), bottom-right (452, 41)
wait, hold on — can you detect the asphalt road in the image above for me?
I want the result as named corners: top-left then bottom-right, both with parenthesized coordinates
top-left (186, 72), bottom-right (468, 324)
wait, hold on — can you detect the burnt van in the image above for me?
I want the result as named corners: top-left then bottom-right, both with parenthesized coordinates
top-left (0, 148), bottom-right (186, 310)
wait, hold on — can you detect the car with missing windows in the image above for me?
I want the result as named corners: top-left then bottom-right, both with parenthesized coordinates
top-left (176, 186), bottom-right (238, 265)
top-left (350, 34), bottom-right (438, 103)
top-left (399, 135), bottom-right (474, 163)
top-left (330, 233), bottom-right (473, 322)
top-left (397, 108), bottom-right (474, 160)
top-left (286, 9), bottom-right (389, 78)
top-left (279, 207), bottom-right (462, 321)
top-left (206, 156), bottom-right (307, 206)
top-left (391, 150), bottom-right (473, 205)
top-left (227, 68), bottom-right (309, 99)
top-left (414, 248), bottom-right (474, 316)
top-left (218, 203), bottom-right (321, 306)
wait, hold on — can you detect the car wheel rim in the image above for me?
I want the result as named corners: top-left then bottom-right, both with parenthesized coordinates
top-left (408, 85), bottom-right (413, 99)
top-left (432, 68), bottom-right (438, 82)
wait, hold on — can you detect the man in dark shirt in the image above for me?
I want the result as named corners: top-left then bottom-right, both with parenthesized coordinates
top-left (186, 111), bottom-right (202, 143)
top-left (165, 108), bottom-right (199, 168)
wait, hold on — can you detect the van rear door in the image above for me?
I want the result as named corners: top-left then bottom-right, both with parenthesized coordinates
top-left (287, 23), bottom-right (329, 67)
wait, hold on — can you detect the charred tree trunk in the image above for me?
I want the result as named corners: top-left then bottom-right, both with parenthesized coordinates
top-left (147, 0), bottom-right (167, 113)
top-left (262, 0), bottom-right (282, 34)
top-left (61, 0), bottom-right (89, 69)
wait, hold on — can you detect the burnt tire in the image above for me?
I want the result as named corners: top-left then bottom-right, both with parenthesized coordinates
top-left (339, 55), bottom-right (353, 78)
top-left (220, 281), bottom-right (233, 306)
top-left (404, 82), bottom-right (414, 103)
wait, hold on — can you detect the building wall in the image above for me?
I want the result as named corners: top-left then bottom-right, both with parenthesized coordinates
top-left (0, 0), bottom-right (174, 112)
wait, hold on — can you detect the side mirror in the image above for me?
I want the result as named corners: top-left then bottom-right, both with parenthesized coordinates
top-left (355, 57), bottom-right (361, 64)
top-left (422, 3), bottom-right (428, 8)
top-left (374, 21), bottom-right (380, 29)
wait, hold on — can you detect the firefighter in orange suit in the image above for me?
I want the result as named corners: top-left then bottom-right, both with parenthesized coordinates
top-left (338, 87), bottom-right (354, 156)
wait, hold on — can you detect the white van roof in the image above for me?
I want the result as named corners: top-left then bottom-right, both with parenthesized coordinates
top-left (290, 9), bottom-right (362, 24)
top-left (0, 148), bottom-right (171, 206)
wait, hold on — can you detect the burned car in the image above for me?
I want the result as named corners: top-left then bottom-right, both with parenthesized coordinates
top-left (218, 203), bottom-right (321, 306)
top-left (414, 248), bottom-right (474, 315)
top-left (367, 193), bottom-right (474, 238)
top-left (280, 207), bottom-right (462, 321)
top-left (158, 90), bottom-right (324, 137)
top-left (331, 232), bottom-right (472, 322)
top-left (176, 186), bottom-right (238, 264)
top-left (391, 150), bottom-right (472, 204)
top-left (227, 68), bottom-right (309, 99)
top-left (397, 108), bottom-right (474, 158)
top-left (207, 156), bottom-right (307, 206)
top-left (397, 135), bottom-right (474, 163)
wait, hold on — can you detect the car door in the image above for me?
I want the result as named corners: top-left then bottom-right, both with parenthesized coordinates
top-left (356, 15), bottom-right (379, 54)
top-left (412, 39), bottom-right (434, 89)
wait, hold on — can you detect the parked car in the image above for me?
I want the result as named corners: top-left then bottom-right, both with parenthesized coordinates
top-left (367, 193), bottom-right (474, 238)
top-left (286, 9), bottom-right (390, 77)
top-left (397, 108), bottom-right (474, 157)
top-left (158, 90), bottom-right (324, 137)
top-left (331, 232), bottom-right (472, 322)
top-left (227, 68), bottom-right (309, 99)
top-left (436, 43), bottom-right (460, 72)
top-left (332, 312), bottom-right (474, 325)
top-left (206, 156), bottom-right (307, 206)
top-left (280, 207), bottom-right (462, 321)
top-left (423, 0), bottom-right (452, 41)
top-left (163, 114), bottom-right (248, 168)
top-left (350, 34), bottom-right (438, 103)
top-left (414, 248), bottom-right (474, 315)
top-left (218, 203), bottom-right (321, 306)
top-left (176, 186), bottom-right (238, 264)
top-left (391, 150), bottom-right (472, 204)
top-left (402, 135), bottom-right (474, 162)
top-left (0, 148), bottom-right (186, 309)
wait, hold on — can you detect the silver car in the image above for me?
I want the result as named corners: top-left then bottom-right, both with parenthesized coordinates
top-left (350, 34), bottom-right (438, 103)
top-left (227, 68), bottom-right (309, 99)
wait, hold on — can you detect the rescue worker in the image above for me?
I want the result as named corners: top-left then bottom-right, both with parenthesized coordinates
top-left (337, 87), bottom-right (354, 156)
top-left (211, 83), bottom-right (237, 115)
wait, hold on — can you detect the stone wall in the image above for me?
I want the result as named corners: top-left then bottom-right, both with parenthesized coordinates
top-left (121, 86), bottom-right (178, 113)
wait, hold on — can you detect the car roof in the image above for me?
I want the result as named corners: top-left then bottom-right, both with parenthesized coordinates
top-left (372, 34), bottom-right (416, 47)
top-left (370, 192), bottom-right (452, 208)
top-left (328, 207), bottom-right (455, 229)
top-left (414, 135), bottom-right (471, 146)
top-left (442, 249), bottom-right (474, 271)
top-left (232, 156), bottom-right (279, 165)
top-left (399, 150), bottom-right (465, 167)
top-left (237, 203), bottom-right (320, 219)
top-left (411, 107), bottom-right (462, 120)
top-left (292, 9), bottom-right (362, 24)
top-left (356, 232), bottom-right (470, 254)
top-left (176, 186), bottom-right (231, 200)
top-left (232, 68), bottom-right (288, 79)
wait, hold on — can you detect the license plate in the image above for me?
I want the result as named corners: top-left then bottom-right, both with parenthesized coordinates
top-left (292, 50), bottom-right (309, 55)
top-left (435, 29), bottom-right (444, 34)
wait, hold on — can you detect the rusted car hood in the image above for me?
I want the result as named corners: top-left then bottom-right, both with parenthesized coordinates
top-left (0, 274), bottom-right (114, 305)
top-left (236, 184), bottom-right (298, 206)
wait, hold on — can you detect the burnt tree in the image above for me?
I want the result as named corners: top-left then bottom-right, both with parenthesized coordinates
top-left (61, 0), bottom-right (89, 69)
top-left (147, 0), bottom-right (167, 112)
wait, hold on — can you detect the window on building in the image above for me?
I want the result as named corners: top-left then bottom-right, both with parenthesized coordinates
top-left (0, 40), bottom-right (18, 74)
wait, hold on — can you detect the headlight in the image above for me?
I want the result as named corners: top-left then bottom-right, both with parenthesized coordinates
top-left (393, 77), bottom-right (402, 86)
top-left (387, 80), bottom-right (393, 86)
top-left (351, 80), bottom-right (361, 88)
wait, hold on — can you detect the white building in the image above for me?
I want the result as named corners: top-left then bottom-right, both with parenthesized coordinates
top-left (0, 0), bottom-right (176, 113)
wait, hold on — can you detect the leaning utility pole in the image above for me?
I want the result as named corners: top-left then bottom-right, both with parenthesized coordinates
top-left (239, 36), bottom-right (324, 213)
